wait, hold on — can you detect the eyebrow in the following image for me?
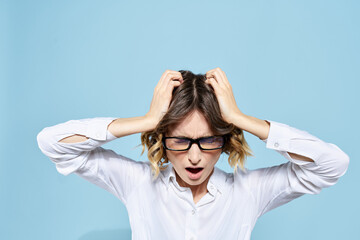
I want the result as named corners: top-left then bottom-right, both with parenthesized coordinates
top-left (173, 135), bottom-right (213, 139)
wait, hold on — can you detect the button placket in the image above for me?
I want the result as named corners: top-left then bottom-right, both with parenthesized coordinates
top-left (185, 207), bottom-right (198, 240)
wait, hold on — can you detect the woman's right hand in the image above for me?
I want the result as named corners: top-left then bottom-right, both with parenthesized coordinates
top-left (144, 70), bottom-right (183, 129)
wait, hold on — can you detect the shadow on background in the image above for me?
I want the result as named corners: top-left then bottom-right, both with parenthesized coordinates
top-left (79, 228), bottom-right (131, 240)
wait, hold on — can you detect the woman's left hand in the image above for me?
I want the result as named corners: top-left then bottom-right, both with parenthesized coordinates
top-left (205, 67), bottom-right (244, 124)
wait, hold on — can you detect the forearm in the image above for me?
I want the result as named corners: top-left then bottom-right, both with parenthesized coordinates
top-left (232, 113), bottom-right (314, 162)
top-left (231, 113), bottom-right (270, 140)
top-left (107, 116), bottom-right (156, 139)
top-left (59, 116), bottom-right (155, 143)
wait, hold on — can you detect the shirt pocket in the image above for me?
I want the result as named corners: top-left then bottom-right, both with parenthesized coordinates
top-left (237, 224), bottom-right (250, 240)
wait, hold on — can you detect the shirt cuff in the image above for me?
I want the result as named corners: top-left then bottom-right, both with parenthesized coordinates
top-left (50, 117), bottom-right (118, 144)
top-left (84, 117), bottom-right (118, 141)
top-left (106, 128), bottom-right (118, 141)
top-left (261, 120), bottom-right (320, 166)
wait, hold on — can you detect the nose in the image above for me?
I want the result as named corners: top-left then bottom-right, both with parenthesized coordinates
top-left (188, 142), bottom-right (202, 163)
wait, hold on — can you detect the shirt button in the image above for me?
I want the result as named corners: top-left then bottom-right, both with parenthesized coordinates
top-left (274, 142), bottom-right (279, 147)
top-left (192, 209), bottom-right (196, 215)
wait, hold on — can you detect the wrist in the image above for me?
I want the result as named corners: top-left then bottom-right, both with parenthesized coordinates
top-left (229, 111), bottom-right (248, 127)
top-left (233, 114), bottom-right (270, 140)
top-left (143, 115), bottom-right (158, 131)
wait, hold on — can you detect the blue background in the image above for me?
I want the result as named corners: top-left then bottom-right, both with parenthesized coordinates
top-left (1, 0), bottom-right (359, 239)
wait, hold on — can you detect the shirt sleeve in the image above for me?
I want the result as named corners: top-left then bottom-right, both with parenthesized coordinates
top-left (242, 120), bottom-right (350, 219)
top-left (36, 117), bottom-right (151, 205)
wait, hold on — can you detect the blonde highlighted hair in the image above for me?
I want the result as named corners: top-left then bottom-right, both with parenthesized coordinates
top-left (140, 70), bottom-right (254, 181)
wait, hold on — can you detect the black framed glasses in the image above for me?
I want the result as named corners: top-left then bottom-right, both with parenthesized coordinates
top-left (162, 135), bottom-right (225, 151)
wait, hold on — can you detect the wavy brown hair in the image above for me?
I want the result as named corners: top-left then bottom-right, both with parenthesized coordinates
top-left (140, 70), bottom-right (254, 181)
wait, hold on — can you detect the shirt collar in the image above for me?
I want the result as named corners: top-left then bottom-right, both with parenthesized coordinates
top-left (160, 163), bottom-right (226, 195)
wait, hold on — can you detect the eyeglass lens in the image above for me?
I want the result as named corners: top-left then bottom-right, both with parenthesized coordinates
top-left (165, 137), bottom-right (224, 150)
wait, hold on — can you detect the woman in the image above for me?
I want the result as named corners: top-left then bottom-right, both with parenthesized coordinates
top-left (37, 68), bottom-right (350, 240)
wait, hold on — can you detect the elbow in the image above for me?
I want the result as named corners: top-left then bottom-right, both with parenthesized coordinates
top-left (37, 128), bottom-right (45, 142)
top-left (37, 127), bottom-right (46, 143)
top-left (325, 143), bottom-right (350, 179)
top-left (336, 152), bottom-right (350, 178)
top-left (327, 151), bottom-right (350, 180)
top-left (36, 128), bottom-right (51, 155)
top-left (36, 129), bottom-right (45, 149)
top-left (305, 152), bottom-right (350, 193)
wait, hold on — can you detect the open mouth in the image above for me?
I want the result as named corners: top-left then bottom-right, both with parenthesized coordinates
top-left (185, 168), bottom-right (203, 174)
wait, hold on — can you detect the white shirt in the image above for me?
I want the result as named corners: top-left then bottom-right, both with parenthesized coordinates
top-left (36, 117), bottom-right (350, 240)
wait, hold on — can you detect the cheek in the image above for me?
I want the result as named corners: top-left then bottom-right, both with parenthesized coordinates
top-left (166, 150), bottom-right (186, 162)
top-left (208, 151), bottom-right (222, 162)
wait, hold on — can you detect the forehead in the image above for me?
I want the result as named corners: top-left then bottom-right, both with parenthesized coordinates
top-left (167, 110), bottom-right (213, 138)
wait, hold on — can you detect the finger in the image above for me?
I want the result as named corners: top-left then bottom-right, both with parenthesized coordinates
top-left (159, 71), bottom-right (184, 94)
top-left (206, 67), bottom-right (219, 78)
top-left (167, 79), bottom-right (181, 91)
top-left (206, 68), bottom-right (222, 82)
top-left (171, 72), bottom-right (184, 83)
top-left (164, 80), bottom-right (182, 100)
top-left (205, 68), bottom-right (217, 79)
top-left (206, 69), bottom-right (226, 88)
top-left (157, 70), bottom-right (182, 91)
top-left (164, 73), bottom-right (183, 90)
top-left (159, 70), bottom-right (183, 86)
top-left (207, 68), bottom-right (231, 89)
top-left (158, 81), bottom-right (181, 109)
top-left (165, 71), bottom-right (183, 84)
top-left (206, 67), bottom-right (223, 77)
top-left (159, 70), bottom-right (171, 85)
top-left (218, 69), bottom-right (231, 88)
top-left (205, 77), bottom-right (220, 93)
